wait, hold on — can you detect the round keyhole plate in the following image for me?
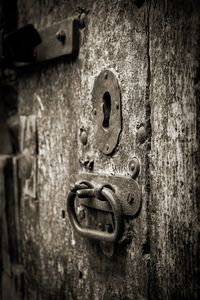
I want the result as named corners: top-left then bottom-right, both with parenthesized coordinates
top-left (92, 70), bottom-right (122, 155)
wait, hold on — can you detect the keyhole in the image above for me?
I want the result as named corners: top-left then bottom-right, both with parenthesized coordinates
top-left (102, 92), bottom-right (111, 128)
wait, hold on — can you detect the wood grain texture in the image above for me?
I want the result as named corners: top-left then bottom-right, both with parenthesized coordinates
top-left (17, 0), bottom-right (150, 299)
top-left (0, 1), bottom-right (23, 298)
top-left (0, 158), bottom-right (13, 300)
top-left (16, 0), bottom-right (200, 299)
top-left (0, 157), bottom-right (24, 300)
top-left (149, 1), bottom-right (200, 299)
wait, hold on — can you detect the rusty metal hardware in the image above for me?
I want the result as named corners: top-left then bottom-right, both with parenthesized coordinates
top-left (136, 123), bottom-right (147, 144)
top-left (36, 18), bottom-right (79, 63)
top-left (1, 18), bottom-right (79, 65)
top-left (92, 70), bottom-right (122, 155)
top-left (80, 127), bottom-right (88, 145)
top-left (128, 158), bottom-right (140, 179)
top-left (67, 181), bottom-right (124, 242)
top-left (67, 173), bottom-right (142, 243)
top-left (74, 173), bottom-right (141, 216)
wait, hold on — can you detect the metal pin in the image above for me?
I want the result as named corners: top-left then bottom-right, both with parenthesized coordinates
top-left (56, 29), bottom-right (66, 43)
top-left (76, 189), bottom-right (95, 198)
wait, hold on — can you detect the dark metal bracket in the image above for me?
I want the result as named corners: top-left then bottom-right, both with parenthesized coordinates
top-left (67, 172), bottom-right (142, 246)
top-left (36, 18), bottom-right (79, 63)
top-left (74, 172), bottom-right (142, 217)
top-left (0, 18), bottom-right (80, 66)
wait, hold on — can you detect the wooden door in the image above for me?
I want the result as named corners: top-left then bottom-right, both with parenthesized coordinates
top-left (1, 0), bottom-right (200, 299)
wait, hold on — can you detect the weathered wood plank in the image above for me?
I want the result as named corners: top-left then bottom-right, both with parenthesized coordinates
top-left (18, 116), bottom-right (38, 300)
top-left (17, 0), bottom-right (150, 299)
top-left (149, 1), bottom-right (200, 299)
top-left (0, 158), bottom-right (13, 300)
top-left (0, 157), bottom-right (23, 300)
top-left (0, 1), bottom-right (23, 297)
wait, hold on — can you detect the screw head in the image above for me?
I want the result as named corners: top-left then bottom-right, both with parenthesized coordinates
top-left (137, 124), bottom-right (147, 144)
top-left (98, 223), bottom-right (104, 230)
top-left (128, 158), bottom-right (140, 179)
top-left (79, 12), bottom-right (87, 28)
top-left (80, 130), bottom-right (87, 145)
top-left (105, 224), bottom-right (113, 233)
top-left (56, 29), bottom-right (66, 43)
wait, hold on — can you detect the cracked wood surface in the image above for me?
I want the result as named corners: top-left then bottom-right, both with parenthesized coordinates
top-left (149, 1), bottom-right (200, 299)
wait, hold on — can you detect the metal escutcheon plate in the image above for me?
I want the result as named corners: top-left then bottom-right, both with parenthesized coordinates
top-left (92, 70), bottom-right (121, 155)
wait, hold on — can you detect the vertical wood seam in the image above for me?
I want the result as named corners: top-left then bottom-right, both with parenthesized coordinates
top-left (145, 1), bottom-right (152, 299)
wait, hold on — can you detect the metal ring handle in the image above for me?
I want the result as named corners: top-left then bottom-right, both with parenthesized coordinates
top-left (67, 185), bottom-right (124, 242)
